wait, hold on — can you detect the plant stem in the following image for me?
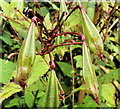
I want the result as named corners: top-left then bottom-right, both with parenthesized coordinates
top-left (0, 13), bottom-right (28, 29)
top-left (37, 17), bottom-right (50, 39)
top-left (55, 32), bottom-right (86, 40)
top-left (35, 0), bottom-right (46, 25)
top-left (57, 78), bottom-right (65, 95)
top-left (70, 45), bottom-right (75, 107)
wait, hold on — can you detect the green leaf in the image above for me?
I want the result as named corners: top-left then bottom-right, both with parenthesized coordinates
top-left (60, 0), bottom-right (68, 18)
top-left (101, 83), bottom-right (116, 106)
top-left (44, 12), bottom-right (52, 30)
top-left (98, 68), bottom-right (120, 84)
top-left (11, 0), bottom-right (24, 12)
top-left (37, 95), bottom-right (44, 108)
top-left (0, 31), bottom-right (13, 45)
top-left (36, 40), bottom-right (41, 51)
top-left (0, 59), bottom-right (16, 84)
top-left (0, 82), bottom-right (22, 104)
top-left (82, 41), bottom-right (99, 100)
top-left (74, 55), bottom-right (83, 68)
top-left (5, 98), bottom-right (23, 108)
top-left (57, 62), bottom-right (72, 77)
top-left (72, 85), bottom-right (86, 94)
top-left (47, 1), bottom-right (59, 10)
top-left (27, 54), bottom-right (50, 86)
top-left (87, 1), bottom-right (95, 21)
top-left (101, 0), bottom-right (109, 14)
top-left (76, 95), bottom-right (98, 107)
top-left (69, 9), bottom-right (82, 30)
top-left (0, 0), bottom-right (11, 16)
top-left (36, 7), bottom-right (49, 17)
top-left (25, 90), bottom-right (34, 108)
top-left (55, 35), bottom-right (65, 60)
top-left (42, 69), bottom-right (59, 108)
top-left (26, 80), bottom-right (46, 92)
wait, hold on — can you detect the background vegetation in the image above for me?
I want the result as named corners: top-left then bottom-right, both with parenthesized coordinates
top-left (0, 0), bottom-right (120, 108)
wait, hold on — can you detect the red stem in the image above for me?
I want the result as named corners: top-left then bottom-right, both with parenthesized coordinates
top-left (0, 14), bottom-right (28, 29)
top-left (55, 32), bottom-right (86, 41)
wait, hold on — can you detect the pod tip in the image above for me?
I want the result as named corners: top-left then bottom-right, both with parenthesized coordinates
top-left (98, 53), bottom-right (106, 64)
top-left (95, 96), bottom-right (100, 107)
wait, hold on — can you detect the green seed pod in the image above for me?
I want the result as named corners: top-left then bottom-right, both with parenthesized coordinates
top-left (82, 41), bottom-right (99, 103)
top-left (80, 7), bottom-right (104, 61)
top-left (42, 69), bottom-right (59, 108)
top-left (16, 21), bottom-right (36, 87)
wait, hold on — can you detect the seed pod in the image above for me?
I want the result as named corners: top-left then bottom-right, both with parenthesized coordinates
top-left (80, 7), bottom-right (104, 61)
top-left (82, 41), bottom-right (99, 104)
top-left (42, 69), bottom-right (59, 108)
top-left (16, 20), bottom-right (36, 87)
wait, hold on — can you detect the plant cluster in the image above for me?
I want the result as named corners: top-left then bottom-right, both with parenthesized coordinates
top-left (0, 0), bottom-right (120, 108)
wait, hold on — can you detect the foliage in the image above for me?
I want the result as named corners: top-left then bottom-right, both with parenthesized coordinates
top-left (0, 0), bottom-right (120, 108)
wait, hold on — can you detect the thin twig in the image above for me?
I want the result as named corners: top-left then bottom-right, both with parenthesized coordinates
top-left (0, 13), bottom-right (28, 29)
top-left (70, 45), bottom-right (75, 107)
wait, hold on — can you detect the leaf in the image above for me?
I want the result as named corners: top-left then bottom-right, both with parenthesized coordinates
top-left (76, 95), bottom-right (98, 107)
top-left (36, 7), bottom-right (49, 17)
top-left (101, 0), bottom-right (109, 14)
top-left (69, 9), bottom-right (82, 30)
top-left (55, 35), bottom-right (65, 60)
top-left (60, 0), bottom-right (68, 18)
top-left (80, 6), bottom-right (104, 59)
top-left (0, 31), bottom-right (13, 45)
top-left (16, 21), bottom-right (36, 85)
top-left (25, 90), bottom-right (34, 108)
top-left (0, 82), bottom-right (22, 104)
top-left (36, 40), bottom-right (41, 51)
top-left (101, 83), bottom-right (116, 106)
top-left (11, 0), bottom-right (24, 12)
top-left (44, 12), bottom-right (52, 30)
top-left (47, 1), bottom-right (59, 10)
top-left (42, 69), bottom-right (59, 108)
top-left (57, 62), bottom-right (72, 77)
top-left (82, 41), bottom-right (99, 100)
top-left (0, 59), bottom-right (16, 84)
top-left (74, 55), bottom-right (83, 68)
top-left (0, 0), bottom-right (11, 17)
top-left (26, 80), bottom-right (46, 92)
top-left (72, 85), bottom-right (86, 94)
top-left (87, 1), bottom-right (95, 21)
top-left (27, 55), bottom-right (50, 86)
top-left (98, 68), bottom-right (120, 84)
top-left (5, 98), bottom-right (23, 108)
top-left (37, 95), bottom-right (44, 108)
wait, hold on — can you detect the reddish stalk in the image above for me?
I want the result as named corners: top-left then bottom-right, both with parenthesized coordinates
top-left (35, 20), bottom-right (44, 50)
top-left (35, 0), bottom-right (46, 24)
top-left (7, 53), bottom-right (19, 60)
top-left (57, 78), bottom-right (65, 95)
top-left (37, 17), bottom-right (50, 39)
top-left (70, 45), bottom-right (75, 107)
top-left (15, 9), bottom-right (31, 23)
top-left (55, 32), bottom-right (86, 40)
top-left (0, 13), bottom-right (28, 29)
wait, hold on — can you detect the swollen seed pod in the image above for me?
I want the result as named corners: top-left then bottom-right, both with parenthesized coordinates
top-left (80, 7), bottom-right (104, 61)
top-left (42, 69), bottom-right (59, 108)
top-left (16, 19), bottom-right (36, 87)
top-left (82, 41), bottom-right (99, 104)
